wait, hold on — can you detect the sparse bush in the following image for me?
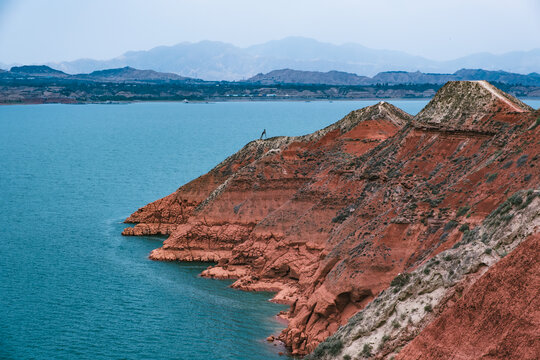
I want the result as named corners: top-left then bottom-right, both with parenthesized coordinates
top-left (484, 248), bottom-right (492, 255)
top-left (361, 344), bottom-right (373, 357)
top-left (486, 173), bottom-right (498, 183)
top-left (332, 212), bottom-right (349, 223)
top-left (519, 189), bottom-right (538, 209)
top-left (390, 273), bottom-right (410, 289)
top-left (326, 337), bottom-right (344, 356)
top-left (516, 154), bottom-right (529, 167)
top-left (501, 213), bottom-right (514, 223)
top-left (424, 304), bottom-right (433, 313)
top-left (509, 194), bottom-right (523, 206)
top-left (444, 220), bottom-right (459, 231)
top-left (459, 224), bottom-right (469, 232)
top-left (380, 334), bottom-right (390, 348)
top-left (311, 337), bottom-right (343, 357)
top-left (456, 206), bottom-right (470, 217)
top-left (343, 355), bottom-right (351, 360)
top-left (530, 117), bottom-right (540, 130)
top-left (443, 254), bottom-right (453, 261)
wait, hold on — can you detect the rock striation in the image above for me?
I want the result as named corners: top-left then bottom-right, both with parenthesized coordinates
top-left (123, 81), bottom-right (539, 357)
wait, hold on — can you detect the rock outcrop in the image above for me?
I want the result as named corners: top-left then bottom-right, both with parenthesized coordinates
top-left (123, 81), bottom-right (539, 357)
top-left (396, 231), bottom-right (540, 360)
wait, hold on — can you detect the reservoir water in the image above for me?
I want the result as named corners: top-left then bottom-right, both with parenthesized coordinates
top-left (1, 99), bottom-right (538, 359)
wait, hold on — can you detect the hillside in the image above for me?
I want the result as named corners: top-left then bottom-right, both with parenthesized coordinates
top-left (9, 65), bottom-right (69, 78)
top-left (247, 68), bottom-right (540, 86)
top-left (122, 81), bottom-right (539, 357)
top-left (77, 66), bottom-right (192, 82)
top-left (247, 69), bottom-right (369, 85)
top-left (0, 65), bottom-right (197, 83)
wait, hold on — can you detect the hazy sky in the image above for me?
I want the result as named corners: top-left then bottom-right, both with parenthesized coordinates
top-left (1, 0), bottom-right (539, 64)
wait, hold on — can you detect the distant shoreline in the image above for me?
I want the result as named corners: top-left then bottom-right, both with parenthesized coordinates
top-left (0, 97), bottom-right (433, 106)
top-left (2, 96), bottom-right (540, 107)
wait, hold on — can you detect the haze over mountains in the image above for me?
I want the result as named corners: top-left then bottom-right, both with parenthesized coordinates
top-left (27, 37), bottom-right (540, 81)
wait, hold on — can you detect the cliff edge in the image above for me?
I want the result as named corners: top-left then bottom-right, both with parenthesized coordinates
top-left (123, 81), bottom-right (539, 357)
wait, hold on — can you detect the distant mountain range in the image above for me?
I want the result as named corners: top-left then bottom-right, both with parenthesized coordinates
top-left (247, 68), bottom-right (540, 86)
top-left (35, 37), bottom-right (540, 81)
top-left (2, 65), bottom-right (201, 83)
top-left (3, 64), bottom-right (540, 104)
top-left (3, 65), bottom-right (540, 88)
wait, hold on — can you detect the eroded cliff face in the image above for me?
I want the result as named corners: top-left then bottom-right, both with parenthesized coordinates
top-left (396, 231), bottom-right (540, 360)
top-left (123, 81), bottom-right (539, 357)
top-left (310, 189), bottom-right (539, 359)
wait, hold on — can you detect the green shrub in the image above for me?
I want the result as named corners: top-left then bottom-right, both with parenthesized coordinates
top-left (486, 173), bottom-right (498, 183)
top-left (444, 220), bottom-right (459, 231)
top-left (516, 154), bottom-right (528, 167)
top-left (361, 344), bottom-right (373, 357)
top-left (459, 224), bottom-right (469, 232)
top-left (424, 304), bottom-right (433, 313)
top-left (530, 117), bottom-right (540, 130)
top-left (390, 273), bottom-right (410, 288)
top-left (327, 338), bottom-right (344, 356)
top-left (509, 193), bottom-right (523, 206)
top-left (310, 337), bottom-right (343, 358)
top-left (456, 205), bottom-right (470, 217)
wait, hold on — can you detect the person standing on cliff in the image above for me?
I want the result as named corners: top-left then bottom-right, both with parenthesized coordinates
top-left (260, 129), bottom-right (267, 139)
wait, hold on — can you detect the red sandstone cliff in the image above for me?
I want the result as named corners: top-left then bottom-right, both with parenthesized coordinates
top-left (395, 233), bottom-right (540, 360)
top-left (123, 81), bottom-right (539, 357)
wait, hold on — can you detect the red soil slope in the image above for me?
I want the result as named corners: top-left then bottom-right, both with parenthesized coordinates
top-left (123, 81), bottom-right (539, 355)
top-left (396, 233), bottom-right (540, 360)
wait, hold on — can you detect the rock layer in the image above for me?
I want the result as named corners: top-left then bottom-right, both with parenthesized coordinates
top-left (396, 232), bottom-right (540, 360)
top-left (123, 81), bottom-right (539, 357)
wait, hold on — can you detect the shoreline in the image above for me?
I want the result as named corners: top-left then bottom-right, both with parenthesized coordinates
top-left (2, 96), bottom-right (540, 106)
top-left (0, 97), bottom-right (433, 106)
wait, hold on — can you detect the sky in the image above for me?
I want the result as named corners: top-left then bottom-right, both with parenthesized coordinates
top-left (1, 0), bottom-right (539, 65)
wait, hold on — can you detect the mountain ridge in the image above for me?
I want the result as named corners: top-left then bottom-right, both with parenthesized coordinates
top-left (0, 65), bottom-right (202, 83)
top-left (247, 68), bottom-right (540, 86)
top-left (42, 37), bottom-right (540, 81)
top-left (4, 65), bottom-right (540, 87)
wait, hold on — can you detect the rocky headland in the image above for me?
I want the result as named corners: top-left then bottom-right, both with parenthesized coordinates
top-left (123, 81), bottom-right (539, 358)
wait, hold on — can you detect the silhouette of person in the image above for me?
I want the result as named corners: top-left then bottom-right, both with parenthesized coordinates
top-left (260, 129), bottom-right (267, 139)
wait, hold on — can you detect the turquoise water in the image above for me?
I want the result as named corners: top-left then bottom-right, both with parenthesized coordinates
top-left (1, 99), bottom-right (538, 360)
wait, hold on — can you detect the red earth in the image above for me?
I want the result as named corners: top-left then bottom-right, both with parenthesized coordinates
top-left (123, 81), bottom-right (539, 356)
top-left (396, 233), bottom-right (540, 360)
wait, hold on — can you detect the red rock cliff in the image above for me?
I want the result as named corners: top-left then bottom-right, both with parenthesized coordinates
top-left (396, 233), bottom-right (540, 360)
top-left (123, 81), bottom-right (539, 356)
